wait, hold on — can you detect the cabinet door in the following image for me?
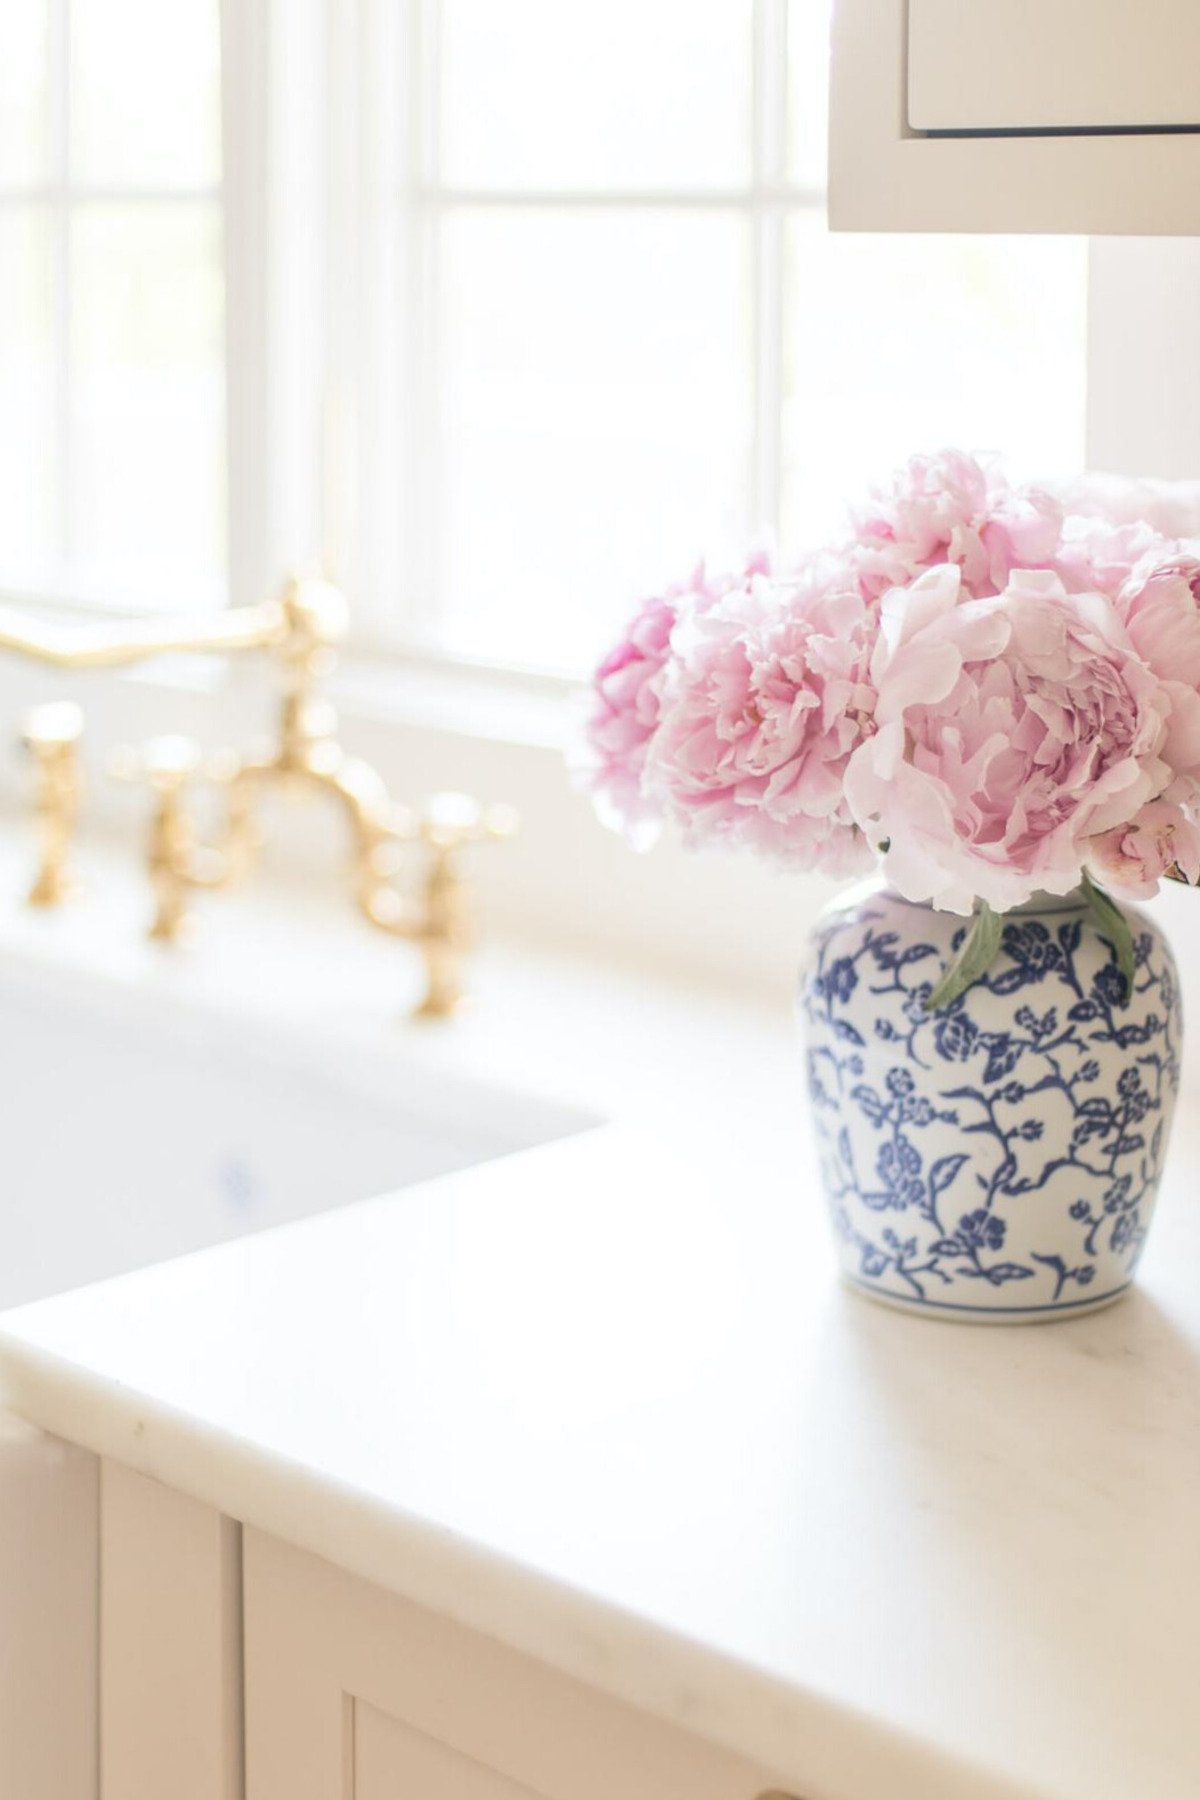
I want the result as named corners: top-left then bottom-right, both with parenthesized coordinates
top-left (243, 1529), bottom-right (784, 1800)
top-left (829, 0), bottom-right (1200, 233)
top-left (908, 0), bottom-right (1200, 133)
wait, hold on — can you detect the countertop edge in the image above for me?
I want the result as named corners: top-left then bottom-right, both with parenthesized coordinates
top-left (0, 1329), bottom-right (1054, 1800)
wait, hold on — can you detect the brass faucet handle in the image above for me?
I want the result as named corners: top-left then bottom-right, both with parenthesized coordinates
top-left (403, 794), bottom-right (519, 1022)
top-left (21, 701), bottom-right (84, 908)
top-left (108, 733), bottom-right (204, 792)
top-left (22, 699), bottom-right (84, 757)
top-left (419, 791), bottom-right (520, 850)
top-left (109, 733), bottom-right (251, 944)
top-left (141, 734), bottom-right (205, 791)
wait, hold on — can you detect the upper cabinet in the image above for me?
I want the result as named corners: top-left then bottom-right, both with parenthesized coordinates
top-left (830, 0), bottom-right (1200, 233)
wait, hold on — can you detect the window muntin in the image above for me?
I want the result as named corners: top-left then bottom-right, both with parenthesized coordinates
top-left (0, 0), bottom-right (225, 614)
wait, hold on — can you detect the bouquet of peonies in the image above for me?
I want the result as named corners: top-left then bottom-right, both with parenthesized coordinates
top-left (578, 450), bottom-right (1200, 1004)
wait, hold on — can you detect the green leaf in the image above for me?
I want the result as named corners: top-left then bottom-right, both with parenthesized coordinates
top-left (1081, 871), bottom-right (1135, 1007)
top-left (924, 903), bottom-right (1003, 1012)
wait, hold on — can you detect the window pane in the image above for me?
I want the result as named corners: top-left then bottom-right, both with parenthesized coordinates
top-left (71, 0), bottom-right (221, 189)
top-left (440, 0), bottom-right (752, 191)
top-left (0, 4), bottom-right (51, 186)
top-left (434, 211), bottom-right (753, 671)
top-left (782, 216), bottom-right (1088, 554)
top-left (71, 204), bottom-right (225, 607)
top-left (788, 0), bottom-right (833, 188)
top-left (0, 210), bottom-right (56, 583)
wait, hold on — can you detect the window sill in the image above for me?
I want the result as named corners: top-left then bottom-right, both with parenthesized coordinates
top-left (329, 651), bottom-right (576, 753)
top-left (0, 645), bottom-right (832, 998)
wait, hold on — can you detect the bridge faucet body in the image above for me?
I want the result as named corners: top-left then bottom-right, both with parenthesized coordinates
top-left (6, 579), bottom-right (512, 1019)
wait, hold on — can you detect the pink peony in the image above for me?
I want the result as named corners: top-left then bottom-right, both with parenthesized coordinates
top-left (1054, 516), bottom-right (1166, 598)
top-left (845, 567), bottom-right (1192, 913)
top-left (645, 566), bottom-right (878, 876)
top-left (1116, 547), bottom-right (1200, 686)
top-left (579, 452), bottom-right (1200, 910)
top-left (1087, 794), bottom-right (1200, 900)
top-left (578, 556), bottom-right (769, 847)
top-left (847, 449), bottom-right (1062, 603)
top-left (1110, 551), bottom-right (1200, 782)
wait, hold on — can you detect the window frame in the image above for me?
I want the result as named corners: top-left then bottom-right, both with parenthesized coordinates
top-left (219, 0), bottom-right (270, 611)
top-left (2, 0), bottom-right (1113, 678)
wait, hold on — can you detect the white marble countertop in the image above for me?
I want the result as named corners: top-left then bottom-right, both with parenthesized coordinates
top-left (1, 834), bottom-right (1199, 1800)
top-left (2, 1051), bottom-right (1200, 1800)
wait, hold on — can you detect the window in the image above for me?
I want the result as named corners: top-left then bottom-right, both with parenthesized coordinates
top-left (351, 0), bottom-right (1088, 675)
top-left (0, 0), bottom-right (225, 614)
top-left (0, 1), bottom-right (1088, 672)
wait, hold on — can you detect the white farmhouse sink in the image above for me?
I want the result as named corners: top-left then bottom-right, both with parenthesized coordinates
top-left (0, 955), bottom-right (592, 1310)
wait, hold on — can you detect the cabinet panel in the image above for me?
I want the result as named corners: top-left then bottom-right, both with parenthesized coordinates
top-left (909, 0), bottom-right (1200, 133)
top-left (355, 1700), bottom-right (548, 1800)
top-left (244, 1529), bottom-right (783, 1800)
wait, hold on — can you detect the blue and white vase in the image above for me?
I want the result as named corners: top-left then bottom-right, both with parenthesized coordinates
top-left (799, 880), bottom-right (1181, 1321)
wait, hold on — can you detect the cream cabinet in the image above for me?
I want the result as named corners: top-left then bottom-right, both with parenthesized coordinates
top-left (96, 1460), bottom-right (794, 1800)
top-left (830, 0), bottom-right (1200, 233)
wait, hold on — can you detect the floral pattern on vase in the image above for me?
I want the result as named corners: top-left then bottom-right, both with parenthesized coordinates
top-left (799, 882), bottom-right (1181, 1320)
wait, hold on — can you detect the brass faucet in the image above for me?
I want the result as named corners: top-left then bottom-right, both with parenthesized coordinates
top-left (8, 579), bottom-right (514, 1018)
